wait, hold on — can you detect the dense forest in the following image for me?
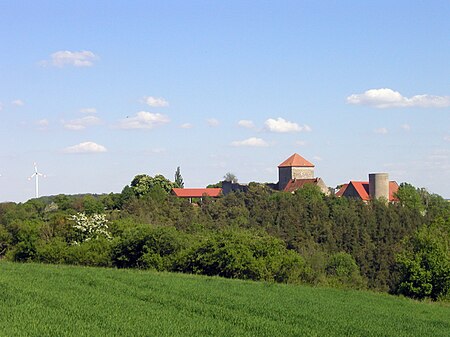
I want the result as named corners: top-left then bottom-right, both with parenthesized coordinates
top-left (0, 175), bottom-right (449, 301)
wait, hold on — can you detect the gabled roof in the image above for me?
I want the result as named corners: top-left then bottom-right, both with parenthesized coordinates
top-left (284, 178), bottom-right (320, 193)
top-left (278, 153), bottom-right (315, 168)
top-left (336, 181), bottom-right (398, 202)
top-left (172, 188), bottom-right (222, 198)
top-left (335, 183), bottom-right (349, 197)
top-left (350, 181), bottom-right (370, 201)
top-left (389, 181), bottom-right (399, 201)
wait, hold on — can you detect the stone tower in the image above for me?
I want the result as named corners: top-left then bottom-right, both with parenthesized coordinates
top-left (278, 153), bottom-right (315, 191)
top-left (369, 173), bottom-right (390, 200)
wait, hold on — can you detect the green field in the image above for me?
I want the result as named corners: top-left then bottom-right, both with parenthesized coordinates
top-left (0, 262), bottom-right (449, 336)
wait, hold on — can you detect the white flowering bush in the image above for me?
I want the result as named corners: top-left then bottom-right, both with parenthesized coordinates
top-left (69, 212), bottom-right (112, 244)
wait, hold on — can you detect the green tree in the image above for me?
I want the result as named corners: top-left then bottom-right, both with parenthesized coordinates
top-left (130, 174), bottom-right (175, 197)
top-left (130, 174), bottom-right (154, 197)
top-left (396, 219), bottom-right (450, 300)
top-left (223, 172), bottom-right (238, 183)
top-left (0, 224), bottom-right (12, 256)
top-left (325, 252), bottom-right (366, 289)
top-left (152, 174), bottom-right (175, 193)
top-left (174, 166), bottom-right (184, 188)
top-left (395, 183), bottom-right (425, 213)
top-left (178, 228), bottom-right (307, 282)
top-left (82, 195), bottom-right (104, 215)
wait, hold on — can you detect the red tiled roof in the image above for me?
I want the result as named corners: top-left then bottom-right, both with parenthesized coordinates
top-left (172, 188), bottom-right (222, 198)
top-left (389, 181), bottom-right (399, 201)
top-left (351, 181), bottom-right (370, 201)
top-left (336, 181), bottom-right (399, 201)
top-left (335, 183), bottom-right (349, 197)
top-left (284, 178), bottom-right (320, 193)
top-left (278, 153), bottom-right (315, 168)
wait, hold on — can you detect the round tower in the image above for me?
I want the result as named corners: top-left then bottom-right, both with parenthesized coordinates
top-left (369, 173), bottom-right (389, 200)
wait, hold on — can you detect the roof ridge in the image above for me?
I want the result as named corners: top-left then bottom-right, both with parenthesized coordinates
top-left (278, 153), bottom-right (315, 168)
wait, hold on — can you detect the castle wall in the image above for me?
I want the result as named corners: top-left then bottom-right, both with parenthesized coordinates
top-left (292, 167), bottom-right (314, 179)
top-left (222, 181), bottom-right (249, 195)
top-left (278, 167), bottom-right (292, 191)
top-left (316, 178), bottom-right (330, 195)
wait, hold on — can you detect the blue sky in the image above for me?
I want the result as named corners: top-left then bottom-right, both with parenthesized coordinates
top-left (0, 1), bottom-right (449, 202)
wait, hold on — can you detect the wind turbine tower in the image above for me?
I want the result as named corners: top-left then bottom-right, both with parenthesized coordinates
top-left (29, 163), bottom-right (45, 198)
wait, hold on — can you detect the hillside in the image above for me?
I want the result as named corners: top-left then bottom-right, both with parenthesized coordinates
top-left (0, 262), bottom-right (449, 336)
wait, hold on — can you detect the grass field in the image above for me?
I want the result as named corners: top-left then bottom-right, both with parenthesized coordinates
top-left (0, 262), bottom-right (449, 336)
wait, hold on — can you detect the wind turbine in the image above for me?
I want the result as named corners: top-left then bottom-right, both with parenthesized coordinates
top-left (29, 163), bottom-right (45, 198)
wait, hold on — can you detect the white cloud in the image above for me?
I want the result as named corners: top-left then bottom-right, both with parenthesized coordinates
top-left (0, 103), bottom-right (3, 111)
top-left (63, 116), bottom-right (101, 130)
top-left (42, 50), bottom-right (98, 67)
top-left (143, 96), bottom-right (169, 107)
top-left (401, 124), bottom-right (411, 131)
top-left (237, 120), bottom-right (255, 128)
top-left (313, 156), bottom-right (323, 161)
top-left (118, 111), bottom-right (170, 129)
top-left (374, 127), bottom-right (388, 134)
top-left (180, 123), bottom-right (193, 129)
top-left (63, 141), bottom-right (107, 154)
top-left (231, 137), bottom-right (268, 147)
top-left (296, 140), bottom-right (307, 146)
top-left (264, 118), bottom-right (311, 133)
top-left (36, 119), bottom-right (49, 131)
top-left (426, 149), bottom-right (450, 171)
top-left (207, 118), bottom-right (219, 127)
top-left (444, 135), bottom-right (450, 142)
top-left (149, 148), bottom-right (166, 154)
top-left (80, 107), bottom-right (97, 114)
top-left (37, 119), bottom-right (49, 127)
top-left (428, 151), bottom-right (448, 161)
top-left (347, 88), bottom-right (450, 108)
top-left (11, 99), bottom-right (24, 106)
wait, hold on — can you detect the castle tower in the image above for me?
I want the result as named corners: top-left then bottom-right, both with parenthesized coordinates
top-left (369, 173), bottom-right (390, 201)
top-left (278, 153), bottom-right (315, 191)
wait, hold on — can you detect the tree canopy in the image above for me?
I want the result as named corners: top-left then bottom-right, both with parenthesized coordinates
top-left (0, 179), bottom-right (448, 301)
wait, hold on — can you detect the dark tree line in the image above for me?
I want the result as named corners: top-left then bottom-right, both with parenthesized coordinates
top-left (0, 177), bottom-right (448, 300)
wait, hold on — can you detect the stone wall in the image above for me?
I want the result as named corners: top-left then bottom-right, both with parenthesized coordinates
top-left (222, 181), bottom-right (249, 195)
top-left (278, 166), bottom-right (315, 190)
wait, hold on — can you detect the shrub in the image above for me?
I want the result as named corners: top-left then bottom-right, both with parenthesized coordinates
top-left (69, 212), bottom-right (111, 244)
top-left (65, 237), bottom-right (113, 267)
top-left (178, 228), bottom-right (307, 283)
top-left (6, 220), bottom-right (42, 262)
top-left (111, 224), bottom-right (186, 270)
top-left (36, 237), bottom-right (69, 264)
top-left (0, 224), bottom-right (12, 257)
top-left (325, 252), bottom-right (366, 289)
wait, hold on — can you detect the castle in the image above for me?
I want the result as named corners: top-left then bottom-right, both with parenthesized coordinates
top-left (176, 153), bottom-right (398, 202)
top-left (277, 153), bottom-right (329, 194)
top-left (222, 153), bottom-right (329, 195)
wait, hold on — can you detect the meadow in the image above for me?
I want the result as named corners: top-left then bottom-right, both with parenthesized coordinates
top-left (0, 262), bottom-right (449, 336)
